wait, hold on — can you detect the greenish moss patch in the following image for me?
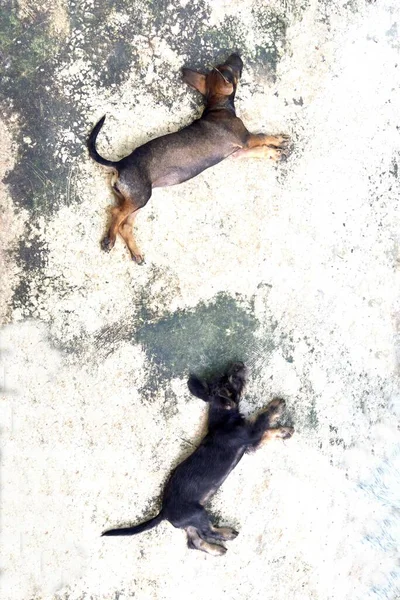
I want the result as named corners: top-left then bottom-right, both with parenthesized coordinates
top-left (136, 292), bottom-right (258, 380)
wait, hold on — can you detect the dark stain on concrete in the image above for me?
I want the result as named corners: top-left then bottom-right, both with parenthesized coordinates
top-left (17, 232), bottom-right (48, 271)
top-left (145, 0), bottom-right (243, 72)
top-left (66, 1), bottom-right (144, 91)
top-left (251, 5), bottom-right (287, 80)
top-left (104, 40), bottom-right (135, 87)
top-left (89, 289), bottom-right (278, 406)
top-left (0, 3), bottom-right (83, 315)
top-left (136, 292), bottom-right (258, 382)
top-left (0, 5), bottom-right (82, 216)
top-left (12, 232), bottom-right (49, 315)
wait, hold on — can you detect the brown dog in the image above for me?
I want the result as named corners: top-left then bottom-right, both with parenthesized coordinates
top-left (88, 54), bottom-right (290, 263)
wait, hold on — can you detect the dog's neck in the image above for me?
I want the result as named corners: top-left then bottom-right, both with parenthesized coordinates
top-left (202, 94), bottom-right (236, 117)
top-left (208, 408), bottom-right (243, 430)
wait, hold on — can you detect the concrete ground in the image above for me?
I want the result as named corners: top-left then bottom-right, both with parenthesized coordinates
top-left (1, 0), bottom-right (399, 598)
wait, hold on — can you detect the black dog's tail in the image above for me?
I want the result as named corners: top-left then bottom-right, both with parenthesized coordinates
top-left (87, 116), bottom-right (119, 169)
top-left (102, 512), bottom-right (164, 537)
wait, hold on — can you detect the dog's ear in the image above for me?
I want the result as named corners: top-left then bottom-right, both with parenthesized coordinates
top-left (188, 376), bottom-right (210, 401)
top-left (215, 78), bottom-right (234, 96)
top-left (182, 69), bottom-right (207, 95)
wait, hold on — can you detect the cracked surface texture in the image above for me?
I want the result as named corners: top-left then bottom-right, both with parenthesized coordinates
top-left (1, 0), bottom-right (399, 599)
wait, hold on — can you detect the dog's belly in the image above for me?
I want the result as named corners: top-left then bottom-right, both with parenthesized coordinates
top-left (151, 158), bottom-right (225, 187)
top-left (164, 444), bottom-right (246, 508)
top-left (200, 446), bottom-right (246, 504)
top-left (130, 119), bottom-right (242, 188)
top-left (200, 449), bottom-right (244, 505)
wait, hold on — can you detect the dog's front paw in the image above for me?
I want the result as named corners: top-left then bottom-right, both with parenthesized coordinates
top-left (275, 147), bottom-right (291, 161)
top-left (266, 398), bottom-right (285, 413)
top-left (101, 236), bottom-right (114, 252)
top-left (132, 253), bottom-right (145, 265)
top-left (226, 528), bottom-right (239, 540)
top-left (266, 147), bottom-right (288, 162)
top-left (279, 426), bottom-right (294, 439)
top-left (264, 398), bottom-right (286, 426)
top-left (276, 134), bottom-right (291, 147)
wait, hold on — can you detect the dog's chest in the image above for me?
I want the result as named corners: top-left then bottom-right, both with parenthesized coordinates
top-left (201, 445), bottom-right (246, 504)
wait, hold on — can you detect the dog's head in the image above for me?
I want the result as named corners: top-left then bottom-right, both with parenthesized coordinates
top-left (182, 53), bottom-right (243, 101)
top-left (188, 362), bottom-right (247, 411)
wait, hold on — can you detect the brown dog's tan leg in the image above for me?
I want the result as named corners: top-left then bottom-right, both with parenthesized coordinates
top-left (246, 133), bottom-right (290, 149)
top-left (102, 199), bottom-right (136, 252)
top-left (186, 527), bottom-right (227, 556)
top-left (232, 146), bottom-right (285, 161)
top-left (232, 132), bottom-right (290, 161)
top-left (118, 212), bottom-right (144, 264)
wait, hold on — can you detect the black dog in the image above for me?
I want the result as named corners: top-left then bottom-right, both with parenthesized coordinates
top-left (102, 363), bottom-right (294, 555)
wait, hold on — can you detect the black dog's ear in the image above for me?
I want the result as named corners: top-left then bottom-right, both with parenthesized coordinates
top-left (188, 376), bottom-right (210, 401)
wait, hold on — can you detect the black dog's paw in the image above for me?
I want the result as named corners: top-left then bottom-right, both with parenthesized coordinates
top-left (101, 236), bottom-right (114, 252)
top-left (227, 529), bottom-right (239, 540)
top-left (263, 398), bottom-right (287, 428)
top-left (279, 426), bottom-right (294, 439)
top-left (266, 398), bottom-right (286, 414)
top-left (212, 526), bottom-right (239, 541)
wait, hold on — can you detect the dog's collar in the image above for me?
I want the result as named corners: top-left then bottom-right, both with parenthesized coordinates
top-left (212, 64), bottom-right (236, 83)
top-left (212, 66), bottom-right (231, 84)
top-left (203, 102), bottom-right (236, 116)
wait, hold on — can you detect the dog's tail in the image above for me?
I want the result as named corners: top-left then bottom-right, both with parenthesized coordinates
top-left (101, 511), bottom-right (164, 537)
top-left (87, 115), bottom-right (119, 169)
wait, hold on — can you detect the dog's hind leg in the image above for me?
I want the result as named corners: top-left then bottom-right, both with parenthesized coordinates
top-left (101, 186), bottom-right (150, 257)
top-left (118, 211), bottom-right (144, 264)
top-left (186, 526), bottom-right (227, 556)
top-left (194, 507), bottom-right (238, 542)
top-left (208, 525), bottom-right (238, 541)
top-left (101, 198), bottom-right (136, 253)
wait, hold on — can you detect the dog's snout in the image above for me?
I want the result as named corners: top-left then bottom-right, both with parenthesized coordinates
top-left (224, 53), bottom-right (243, 75)
top-left (231, 361), bottom-right (247, 377)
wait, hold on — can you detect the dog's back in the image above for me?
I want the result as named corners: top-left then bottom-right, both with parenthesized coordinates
top-left (163, 414), bottom-right (247, 512)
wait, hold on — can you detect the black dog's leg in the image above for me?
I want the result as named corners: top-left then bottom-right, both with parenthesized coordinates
top-left (186, 526), bottom-right (227, 556)
top-left (202, 524), bottom-right (238, 541)
top-left (247, 398), bottom-right (288, 448)
top-left (185, 506), bottom-right (238, 554)
top-left (260, 427), bottom-right (294, 443)
top-left (263, 398), bottom-right (286, 426)
top-left (196, 507), bottom-right (238, 542)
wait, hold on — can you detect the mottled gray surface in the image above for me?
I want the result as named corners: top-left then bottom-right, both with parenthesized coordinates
top-left (1, 1), bottom-right (399, 599)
